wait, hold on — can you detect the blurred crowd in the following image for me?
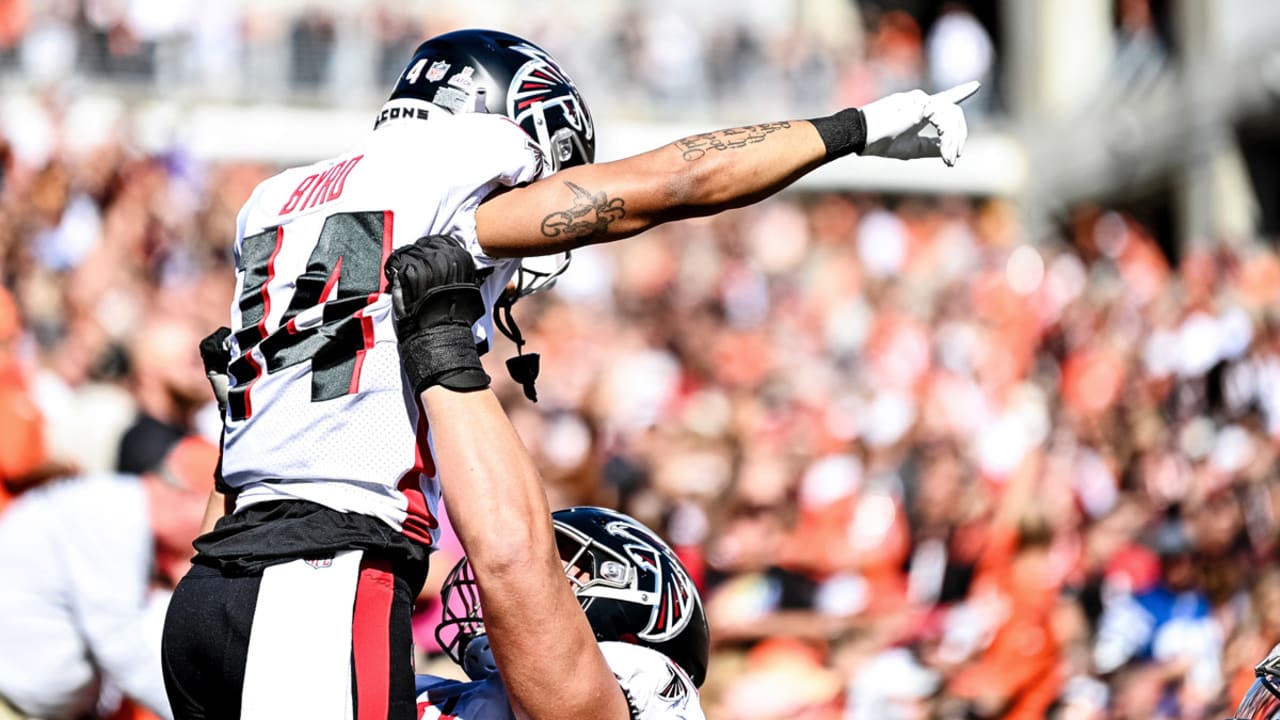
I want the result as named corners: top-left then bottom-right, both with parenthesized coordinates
top-left (3, 111), bottom-right (1280, 720)
top-left (506, 195), bottom-right (1280, 720)
top-left (1, 2), bottom-right (1279, 720)
top-left (0, 0), bottom-right (998, 120)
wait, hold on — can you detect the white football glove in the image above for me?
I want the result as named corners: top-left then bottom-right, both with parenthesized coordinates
top-left (860, 81), bottom-right (980, 166)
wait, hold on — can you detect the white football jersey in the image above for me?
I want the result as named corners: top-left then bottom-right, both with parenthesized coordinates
top-left (220, 100), bottom-right (546, 545)
top-left (415, 642), bottom-right (705, 720)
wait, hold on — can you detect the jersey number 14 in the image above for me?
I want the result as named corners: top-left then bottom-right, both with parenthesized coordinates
top-left (228, 210), bottom-right (393, 421)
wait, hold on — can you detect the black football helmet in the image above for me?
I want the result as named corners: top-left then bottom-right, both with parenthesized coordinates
top-left (387, 29), bottom-right (595, 173)
top-left (1230, 645), bottom-right (1280, 719)
top-left (437, 506), bottom-right (710, 687)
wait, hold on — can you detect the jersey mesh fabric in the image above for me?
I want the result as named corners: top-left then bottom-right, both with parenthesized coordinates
top-left (221, 110), bottom-right (542, 542)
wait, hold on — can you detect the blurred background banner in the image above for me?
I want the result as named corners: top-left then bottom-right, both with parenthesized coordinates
top-left (2, 1), bottom-right (1280, 719)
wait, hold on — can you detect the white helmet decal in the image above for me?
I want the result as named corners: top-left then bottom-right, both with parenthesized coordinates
top-left (604, 519), bottom-right (699, 643)
top-left (506, 43), bottom-right (593, 170)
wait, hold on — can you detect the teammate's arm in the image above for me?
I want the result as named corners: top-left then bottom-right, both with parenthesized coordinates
top-left (385, 237), bottom-right (630, 720)
top-left (424, 388), bottom-right (628, 720)
top-left (476, 83), bottom-right (977, 257)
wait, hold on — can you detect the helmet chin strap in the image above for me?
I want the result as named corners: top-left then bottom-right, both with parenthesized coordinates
top-left (493, 290), bottom-right (540, 402)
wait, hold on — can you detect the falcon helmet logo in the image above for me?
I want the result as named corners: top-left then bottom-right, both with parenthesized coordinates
top-left (604, 519), bottom-right (698, 643)
top-left (506, 43), bottom-right (593, 170)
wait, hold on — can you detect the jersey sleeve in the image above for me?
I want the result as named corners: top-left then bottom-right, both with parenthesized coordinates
top-left (442, 113), bottom-right (547, 270)
top-left (599, 642), bottom-right (706, 720)
top-left (474, 114), bottom-right (548, 187)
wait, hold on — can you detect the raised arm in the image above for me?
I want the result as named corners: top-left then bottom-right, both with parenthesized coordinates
top-left (421, 387), bottom-right (626, 720)
top-left (384, 236), bottom-right (630, 720)
top-left (476, 82), bottom-right (979, 258)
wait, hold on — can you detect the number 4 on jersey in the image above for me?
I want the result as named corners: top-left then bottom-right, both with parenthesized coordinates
top-left (228, 211), bottom-right (393, 421)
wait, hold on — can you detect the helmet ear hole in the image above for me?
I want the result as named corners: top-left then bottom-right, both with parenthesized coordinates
top-left (600, 560), bottom-right (628, 583)
top-left (552, 130), bottom-right (575, 166)
top-left (461, 634), bottom-right (499, 680)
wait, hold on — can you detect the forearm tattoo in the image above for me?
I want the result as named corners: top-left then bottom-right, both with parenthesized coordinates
top-left (540, 181), bottom-right (627, 240)
top-left (673, 122), bottom-right (792, 162)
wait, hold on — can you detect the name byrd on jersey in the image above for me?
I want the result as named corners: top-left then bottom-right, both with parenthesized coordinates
top-left (278, 155), bottom-right (365, 216)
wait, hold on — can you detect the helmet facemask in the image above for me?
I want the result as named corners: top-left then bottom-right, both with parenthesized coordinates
top-left (436, 508), bottom-right (709, 686)
top-left (435, 520), bottom-right (649, 679)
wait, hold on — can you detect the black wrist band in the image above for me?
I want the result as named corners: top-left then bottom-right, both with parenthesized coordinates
top-left (808, 107), bottom-right (867, 160)
top-left (400, 325), bottom-right (491, 394)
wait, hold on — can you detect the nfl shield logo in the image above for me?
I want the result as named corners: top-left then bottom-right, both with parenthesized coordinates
top-left (426, 61), bottom-right (451, 83)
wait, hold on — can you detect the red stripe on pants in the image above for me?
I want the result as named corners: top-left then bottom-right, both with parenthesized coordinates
top-left (353, 559), bottom-right (395, 719)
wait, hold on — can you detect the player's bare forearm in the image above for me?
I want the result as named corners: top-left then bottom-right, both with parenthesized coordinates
top-left (421, 388), bottom-right (552, 569)
top-left (421, 386), bottom-right (630, 720)
top-left (477, 83), bottom-right (981, 257)
top-left (475, 120), bottom-right (828, 257)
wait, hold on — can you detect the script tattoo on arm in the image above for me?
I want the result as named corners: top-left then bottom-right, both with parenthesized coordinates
top-left (673, 122), bottom-right (793, 162)
top-left (540, 182), bottom-right (627, 240)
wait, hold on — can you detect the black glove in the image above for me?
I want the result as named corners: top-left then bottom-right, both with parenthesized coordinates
top-left (199, 326), bottom-right (232, 415)
top-left (384, 235), bottom-right (490, 394)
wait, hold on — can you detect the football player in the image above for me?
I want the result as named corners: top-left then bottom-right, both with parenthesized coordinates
top-left (388, 234), bottom-right (706, 720)
top-left (162, 29), bottom-right (977, 720)
top-left (1231, 645), bottom-right (1280, 719)
top-left (421, 508), bottom-right (708, 720)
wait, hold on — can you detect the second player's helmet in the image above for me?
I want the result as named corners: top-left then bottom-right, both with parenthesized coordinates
top-left (388, 29), bottom-right (595, 173)
top-left (438, 506), bottom-right (710, 687)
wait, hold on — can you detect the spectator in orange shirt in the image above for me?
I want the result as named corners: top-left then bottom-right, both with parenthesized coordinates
top-left (948, 516), bottom-right (1063, 720)
top-left (0, 286), bottom-right (69, 514)
top-left (948, 453), bottom-right (1065, 720)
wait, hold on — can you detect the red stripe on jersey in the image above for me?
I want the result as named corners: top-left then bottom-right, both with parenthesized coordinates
top-left (348, 211), bottom-right (394, 394)
top-left (349, 312), bottom-right (375, 395)
top-left (412, 402), bottom-right (436, 478)
top-left (240, 226), bottom-right (286, 418)
top-left (396, 470), bottom-right (435, 547)
top-left (319, 255), bottom-right (344, 303)
top-left (352, 558), bottom-right (394, 720)
top-left (259, 227), bottom-right (285, 337)
top-left (396, 404), bottom-right (437, 546)
top-left (240, 353), bottom-right (262, 418)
